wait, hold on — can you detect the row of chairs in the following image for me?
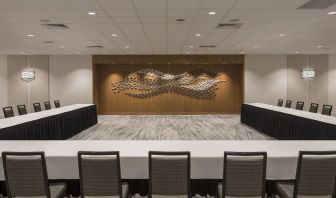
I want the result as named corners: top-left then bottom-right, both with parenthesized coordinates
top-left (2, 100), bottom-right (61, 118)
top-left (277, 99), bottom-right (333, 116)
top-left (2, 150), bottom-right (336, 198)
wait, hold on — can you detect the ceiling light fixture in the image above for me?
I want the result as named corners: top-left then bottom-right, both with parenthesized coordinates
top-left (112, 34), bottom-right (118, 37)
top-left (295, 51), bottom-right (300, 54)
top-left (27, 34), bottom-right (35, 37)
top-left (317, 45), bottom-right (323, 48)
top-left (208, 11), bottom-right (217, 15)
top-left (279, 33), bottom-right (286, 37)
top-left (328, 11), bottom-right (336, 15)
top-left (60, 45), bottom-right (65, 49)
top-left (189, 45), bottom-right (194, 48)
top-left (185, 52), bottom-right (190, 54)
top-left (195, 33), bottom-right (201, 37)
top-left (125, 46), bottom-right (130, 48)
top-left (88, 11), bottom-right (96, 16)
top-left (240, 51), bottom-right (245, 54)
top-left (252, 45), bottom-right (259, 48)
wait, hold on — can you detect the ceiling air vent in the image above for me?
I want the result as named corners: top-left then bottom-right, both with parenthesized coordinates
top-left (42, 24), bottom-right (69, 30)
top-left (87, 45), bottom-right (103, 49)
top-left (199, 45), bottom-right (216, 49)
top-left (298, 0), bottom-right (336, 9)
top-left (216, 23), bottom-right (242, 29)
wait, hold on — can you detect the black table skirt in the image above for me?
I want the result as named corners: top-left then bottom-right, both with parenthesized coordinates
top-left (241, 104), bottom-right (336, 140)
top-left (0, 179), bottom-right (278, 197)
top-left (0, 105), bottom-right (97, 140)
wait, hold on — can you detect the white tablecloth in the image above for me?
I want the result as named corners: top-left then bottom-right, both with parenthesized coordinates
top-left (0, 104), bottom-right (94, 130)
top-left (249, 103), bottom-right (336, 125)
top-left (1, 140), bottom-right (336, 181)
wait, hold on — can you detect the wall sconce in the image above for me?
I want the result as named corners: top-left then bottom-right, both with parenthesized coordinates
top-left (21, 69), bottom-right (35, 82)
top-left (301, 55), bottom-right (315, 80)
top-left (301, 68), bottom-right (315, 80)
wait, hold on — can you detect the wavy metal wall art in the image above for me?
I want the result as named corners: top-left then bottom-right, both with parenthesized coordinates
top-left (111, 68), bottom-right (225, 99)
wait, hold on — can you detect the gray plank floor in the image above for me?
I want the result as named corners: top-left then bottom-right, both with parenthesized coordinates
top-left (70, 115), bottom-right (271, 140)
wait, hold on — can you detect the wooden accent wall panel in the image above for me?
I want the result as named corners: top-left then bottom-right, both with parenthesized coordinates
top-left (93, 55), bottom-right (244, 115)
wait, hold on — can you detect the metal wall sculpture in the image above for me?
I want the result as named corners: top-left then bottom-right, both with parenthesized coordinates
top-left (112, 68), bottom-right (225, 99)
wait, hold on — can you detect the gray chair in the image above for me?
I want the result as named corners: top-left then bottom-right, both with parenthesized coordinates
top-left (33, 102), bottom-right (42, 112)
top-left (309, 103), bottom-right (319, 113)
top-left (285, 100), bottom-right (292, 108)
top-left (3, 106), bottom-right (14, 118)
top-left (54, 100), bottom-right (61, 108)
top-left (149, 151), bottom-right (191, 198)
top-left (322, 105), bottom-right (333, 116)
top-left (1, 152), bottom-right (67, 198)
top-left (78, 151), bottom-right (129, 198)
top-left (45, 101), bottom-right (52, 110)
top-left (277, 99), bottom-right (284, 107)
top-left (217, 152), bottom-right (267, 198)
top-left (295, 101), bottom-right (304, 111)
top-left (17, 104), bottom-right (27, 115)
top-left (274, 151), bottom-right (336, 198)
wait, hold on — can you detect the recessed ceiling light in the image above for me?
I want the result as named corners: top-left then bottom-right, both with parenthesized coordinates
top-left (252, 45), bottom-right (259, 48)
top-left (112, 34), bottom-right (118, 37)
top-left (328, 11), bottom-right (336, 15)
top-left (240, 51), bottom-right (245, 54)
top-left (189, 45), bottom-right (194, 48)
top-left (185, 52), bottom-right (190, 54)
top-left (59, 45), bottom-right (65, 49)
top-left (279, 33), bottom-right (286, 37)
top-left (88, 11), bottom-right (96, 16)
top-left (27, 34), bottom-right (35, 37)
top-left (125, 46), bottom-right (130, 48)
top-left (317, 45), bottom-right (323, 48)
top-left (195, 33), bottom-right (201, 37)
top-left (295, 51), bottom-right (300, 54)
top-left (208, 11), bottom-right (217, 15)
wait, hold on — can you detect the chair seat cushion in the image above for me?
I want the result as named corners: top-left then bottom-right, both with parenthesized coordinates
top-left (275, 181), bottom-right (294, 198)
top-left (49, 182), bottom-right (67, 198)
top-left (152, 195), bottom-right (188, 198)
top-left (122, 182), bottom-right (130, 198)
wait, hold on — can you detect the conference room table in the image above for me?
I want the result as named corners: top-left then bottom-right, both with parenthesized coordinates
top-left (241, 103), bottom-right (336, 140)
top-left (0, 140), bottom-right (335, 181)
top-left (0, 104), bottom-right (97, 140)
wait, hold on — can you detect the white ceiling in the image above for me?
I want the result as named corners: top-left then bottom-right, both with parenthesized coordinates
top-left (0, 0), bottom-right (336, 55)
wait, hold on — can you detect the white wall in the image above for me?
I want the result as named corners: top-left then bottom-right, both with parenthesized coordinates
top-left (49, 55), bottom-right (93, 106)
top-left (244, 55), bottom-right (288, 105)
top-left (329, 55), bottom-right (336, 114)
top-left (0, 55), bottom-right (7, 118)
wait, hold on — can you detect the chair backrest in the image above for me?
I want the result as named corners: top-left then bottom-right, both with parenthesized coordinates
top-left (54, 100), bottom-right (61, 108)
top-left (322, 105), bottom-right (333, 116)
top-left (3, 107), bottom-right (14, 118)
top-left (1, 152), bottom-right (50, 198)
top-left (293, 151), bottom-right (336, 198)
top-left (149, 151), bottom-right (190, 198)
top-left (309, 103), bottom-right (319, 113)
top-left (78, 151), bottom-right (122, 198)
top-left (223, 152), bottom-right (267, 198)
top-left (285, 100), bottom-right (292, 108)
top-left (44, 101), bottom-right (51, 110)
top-left (295, 101), bottom-right (304, 110)
top-left (277, 99), bottom-right (283, 107)
top-left (17, 105), bottom-right (27, 115)
top-left (33, 103), bottom-right (42, 112)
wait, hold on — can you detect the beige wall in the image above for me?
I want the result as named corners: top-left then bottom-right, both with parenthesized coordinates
top-left (0, 55), bottom-right (7, 118)
top-left (49, 55), bottom-right (93, 106)
top-left (244, 55), bottom-right (288, 105)
top-left (7, 55), bottom-right (49, 113)
top-left (287, 55), bottom-right (329, 111)
top-left (329, 55), bottom-right (336, 114)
